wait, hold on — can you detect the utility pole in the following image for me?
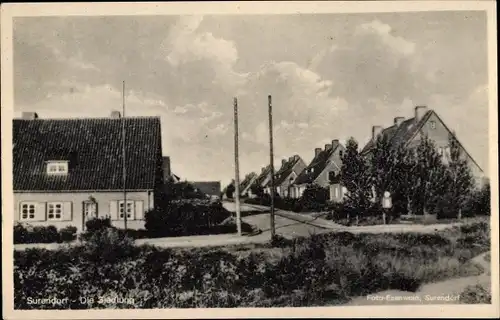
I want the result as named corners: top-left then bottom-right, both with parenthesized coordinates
top-left (233, 97), bottom-right (242, 236)
top-left (122, 80), bottom-right (127, 231)
top-left (268, 95), bottom-right (276, 239)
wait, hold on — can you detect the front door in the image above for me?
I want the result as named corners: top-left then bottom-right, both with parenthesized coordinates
top-left (83, 201), bottom-right (98, 230)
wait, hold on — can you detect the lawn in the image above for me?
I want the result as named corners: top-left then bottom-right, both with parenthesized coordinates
top-left (13, 220), bottom-right (490, 309)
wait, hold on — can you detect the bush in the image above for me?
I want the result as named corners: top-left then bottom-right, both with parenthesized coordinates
top-left (14, 224), bottom-right (79, 244)
top-left (81, 227), bottom-right (136, 263)
top-left (145, 201), bottom-right (233, 237)
top-left (459, 284), bottom-right (491, 304)
top-left (59, 226), bottom-right (77, 242)
top-left (14, 223), bottom-right (29, 244)
top-left (85, 217), bottom-right (112, 233)
top-left (14, 221), bottom-right (490, 309)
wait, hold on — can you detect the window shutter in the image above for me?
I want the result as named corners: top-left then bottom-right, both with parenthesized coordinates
top-left (35, 202), bottom-right (47, 221)
top-left (63, 202), bottom-right (73, 221)
top-left (110, 201), bottom-right (118, 220)
top-left (135, 201), bottom-right (144, 220)
top-left (128, 201), bottom-right (136, 221)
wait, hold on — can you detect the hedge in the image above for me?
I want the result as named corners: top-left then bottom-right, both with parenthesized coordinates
top-left (144, 200), bottom-right (234, 237)
top-left (14, 224), bottom-right (77, 244)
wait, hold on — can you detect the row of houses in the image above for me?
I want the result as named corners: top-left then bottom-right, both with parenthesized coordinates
top-left (236, 106), bottom-right (486, 202)
top-left (13, 111), bottom-right (221, 232)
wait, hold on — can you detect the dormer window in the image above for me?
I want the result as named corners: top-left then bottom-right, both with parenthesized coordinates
top-left (47, 161), bottom-right (69, 175)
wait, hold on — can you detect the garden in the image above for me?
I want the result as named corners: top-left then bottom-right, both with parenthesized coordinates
top-left (14, 218), bottom-right (491, 309)
top-left (14, 198), bottom-right (257, 245)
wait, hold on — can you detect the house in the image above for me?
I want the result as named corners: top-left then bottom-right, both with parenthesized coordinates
top-left (13, 111), bottom-right (164, 232)
top-left (162, 156), bottom-right (181, 183)
top-left (248, 165), bottom-right (273, 198)
top-left (263, 155), bottom-right (307, 197)
top-left (239, 172), bottom-right (258, 197)
top-left (360, 105), bottom-right (485, 188)
top-left (190, 181), bottom-right (221, 199)
top-left (291, 140), bottom-right (346, 200)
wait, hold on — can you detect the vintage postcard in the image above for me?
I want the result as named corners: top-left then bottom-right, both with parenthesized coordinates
top-left (1, 1), bottom-right (499, 319)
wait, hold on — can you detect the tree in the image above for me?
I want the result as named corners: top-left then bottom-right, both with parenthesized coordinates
top-left (225, 181), bottom-right (236, 199)
top-left (368, 133), bottom-right (398, 205)
top-left (391, 144), bottom-right (418, 216)
top-left (340, 138), bottom-right (372, 219)
top-left (300, 184), bottom-right (329, 211)
top-left (443, 132), bottom-right (475, 218)
top-left (411, 135), bottom-right (450, 216)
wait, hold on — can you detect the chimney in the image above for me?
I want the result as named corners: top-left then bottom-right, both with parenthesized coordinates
top-left (331, 139), bottom-right (339, 148)
top-left (325, 144), bottom-right (332, 151)
top-left (261, 167), bottom-right (265, 173)
top-left (315, 148), bottom-right (322, 157)
top-left (372, 126), bottom-right (383, 141)
top-left (21, 112), bottom-right (38, 120)
top-left (162, 156), bottom-right (171, 180)
top-left (394, 117), bottom-right (405, 126)
top-left (282, 159), bottom-right (287, 167)
top-left (415, 106), bottom-right (428, 122)
top-left (110, 110), bottom-right (121, 119)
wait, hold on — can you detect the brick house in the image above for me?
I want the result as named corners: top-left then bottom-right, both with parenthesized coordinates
top-left (13, 111), bottom-right (165, 232)
top-left (291, 140), bottom-right (346, 200)
top-left (360, 106), bottom-right (485, 188)
top-left (264, 155), bottom-right (307, 197)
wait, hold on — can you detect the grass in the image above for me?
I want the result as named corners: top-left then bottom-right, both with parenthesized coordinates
top-left (14, 220), bottom-right (490, 309)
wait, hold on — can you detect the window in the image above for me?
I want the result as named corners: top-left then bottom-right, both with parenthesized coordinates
top-left (119, 200), bottom-right (135, 220)
top-left (20, 202), bottom-right (36, 221)
top-left (47, 202), bottom-right (63, 220)
top-left (339, 150), bottom-right (343, 158)
top-left (46, 161), bottom-right (69, 175)
top-left (429, 121), bottom-right (436, 129)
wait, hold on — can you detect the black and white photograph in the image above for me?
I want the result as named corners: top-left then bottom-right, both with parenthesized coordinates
top-left (1, 1), bottom-right (498, 319)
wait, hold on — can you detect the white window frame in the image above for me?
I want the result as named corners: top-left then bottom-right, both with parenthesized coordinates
top-left (20, 202), bottom-right (37, 221)
top-left (47, 202), bottom-right (64, 221)
top-left (118, 200), bottom-right (135, 220)
top-left (46, 161), bottom-right (69, 175)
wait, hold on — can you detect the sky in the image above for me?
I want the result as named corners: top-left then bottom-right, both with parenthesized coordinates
top-left (13, 11), bottom-right (490, 185)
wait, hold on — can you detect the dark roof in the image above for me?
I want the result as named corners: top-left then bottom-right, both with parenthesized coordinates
top-left (240, 172), bottom-right (257, 191)
top-left (267, 155), bottom-right (302, 187)
top-left (360, 111), bottom-right (432, 155)
top-left (253, 165), bottom-right (272, 187)
top-left (190, 181), bottom-right (221, 196)
top-left (13, 117), bottom-right (162, 191)
top-left (294, 144), bottom-right (341, 185)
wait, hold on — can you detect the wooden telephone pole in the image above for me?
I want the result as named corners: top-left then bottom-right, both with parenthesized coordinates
top-left (233, 97), bottom-right (242, 236)
top-left (268, 95), bottom-right (276, 239)
top-left (122, 80), bottom-right (127, 231)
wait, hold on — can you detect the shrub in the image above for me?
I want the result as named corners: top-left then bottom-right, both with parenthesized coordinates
top-left (14, 223), bottom-right (28, 244)
top-left (59, 226), bottom-right (77, 242)
top-left (81, 227), bottom-right (136, 263)
top-left (459, 284), bottom-right (491, 304)
top-left (14, 224), bottom-right (78, 244)
top-left (13, 221), bottom-right (490, 309)
top-left (85, 217), bottom-right (112, 233)
top-left (145, 201), bottom-right (232, 237)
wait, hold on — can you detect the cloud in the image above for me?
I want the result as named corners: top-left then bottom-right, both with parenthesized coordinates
top-left (357, 20), bottom-right (416, 56)
top-left (13, 13), bottom-right (489, 182)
